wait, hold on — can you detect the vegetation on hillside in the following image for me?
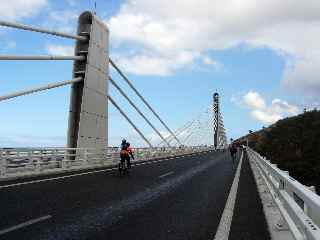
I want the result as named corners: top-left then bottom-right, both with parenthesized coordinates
top-left (239, 110), bottom-right (320, 194)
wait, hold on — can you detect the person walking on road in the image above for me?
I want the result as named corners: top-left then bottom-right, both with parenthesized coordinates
top-left (229, 142), bottom-right (237, 162)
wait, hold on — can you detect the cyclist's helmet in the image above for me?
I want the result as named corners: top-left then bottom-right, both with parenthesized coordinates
top-left (122, 139), bottom-right (126, 144)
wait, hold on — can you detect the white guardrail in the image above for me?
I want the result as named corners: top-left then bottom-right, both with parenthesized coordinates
top-left (246, 147), bottom-right (320, 240)
top-left (0, 146), bottom-right (213, 180)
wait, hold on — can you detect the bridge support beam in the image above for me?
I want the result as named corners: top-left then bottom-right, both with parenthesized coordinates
top-left (67, 11), bottom-right (109, 150)
top-left (212, 92), bottom-right (227, 149)
top-left (213, 92), bottom-right (219, 149)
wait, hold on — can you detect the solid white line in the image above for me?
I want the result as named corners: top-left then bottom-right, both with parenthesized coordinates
top-left (158, 171), bottom-right (174, 178)
top-left (213, 151), bottom-right (243, 240)
top-left (0, 215), bottom-right (52, 235)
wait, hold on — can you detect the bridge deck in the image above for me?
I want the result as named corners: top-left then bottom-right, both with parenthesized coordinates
top-left (0, 151), bottom-right (270, 240)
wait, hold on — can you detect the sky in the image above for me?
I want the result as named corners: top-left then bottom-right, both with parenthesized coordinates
top-left (0, 0), bottom-right (319, 147)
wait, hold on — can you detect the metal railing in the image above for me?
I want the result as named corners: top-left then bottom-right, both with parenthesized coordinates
top-left (0, 146), bottom-right (213, 180)
top-left (247, 147), bottom-right (320, 240)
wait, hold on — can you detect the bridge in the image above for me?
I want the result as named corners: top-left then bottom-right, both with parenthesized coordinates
top-left (0, 12), bottom-right (319, 240)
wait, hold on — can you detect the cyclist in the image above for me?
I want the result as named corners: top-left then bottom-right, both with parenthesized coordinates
top-left (120, 139), bottom-right (129, 171)
top-left (126, 142), bottom-right (134, 169)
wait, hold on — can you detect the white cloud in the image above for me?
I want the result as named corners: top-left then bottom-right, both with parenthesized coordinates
top-left (241, 90), bottom-right (299, 125)
top-left (0, 0), bottom-right (47, 21)
top-left (113, 50), bottom-right (198, 76)
top-left (46, 44), bottom-right (74, 56)
top-left (106, 0), bottom-right (320, 93)
top-left (271, 99), bottom-right (299, 116)
top-left (42, 10), bottom-right (79, 34)
top-left (251, 110), bottom-right (281, 125)
top-left (106, 1), bottom-right (226, 76)
top-left (114, 54), bottom-right (172, 76)
top-left (282, 54), bottom-right (320, 94)
top-left (201, 55), bottom-right (223, 70)
top-left (111, 50), bottom-right (223, 76)
top-left (242, 90), bottom-right (266, 109)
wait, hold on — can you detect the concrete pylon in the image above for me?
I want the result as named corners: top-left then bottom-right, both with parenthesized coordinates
top-left (67, 11), bottom-right (109, 150)
top-left (213, 92), bottom-right (219, 149)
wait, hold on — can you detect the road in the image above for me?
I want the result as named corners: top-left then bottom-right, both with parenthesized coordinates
top-left (0, 150), bottom-right (269, 240)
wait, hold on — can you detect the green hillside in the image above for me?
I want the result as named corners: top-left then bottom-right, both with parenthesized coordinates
top-left (240, 110), bottom-right (320, 194)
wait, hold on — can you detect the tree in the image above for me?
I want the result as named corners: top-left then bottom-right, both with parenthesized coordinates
top-left (245, 110), bottom-right (320, 194)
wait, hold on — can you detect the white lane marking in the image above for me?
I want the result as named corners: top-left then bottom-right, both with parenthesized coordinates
top-left (213, 151), bottom-right (243, 240)
top-left (0, 167), bottom-right (117, 190)
top-left (0, 215), bottom-right (52, 236)
top-left (158, 171), bottom-right (174, 178)
top-left (0, 155), bottom-right (188, 190)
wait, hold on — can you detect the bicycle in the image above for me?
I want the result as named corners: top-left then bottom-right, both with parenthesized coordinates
top-left (118, 158), bottom-right (130, 176)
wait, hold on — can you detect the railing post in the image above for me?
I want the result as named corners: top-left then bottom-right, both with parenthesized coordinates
top-left (35, 158), bottom-right (41, 173)
top-left (82, 149), bottom-right (89, 166)
top-left (308, 186), bottom-right (316, 193)
top-left (27, 150), bottom-right (33, 170)
top-left (101, 148), bottom-right (106, 165)
top-left (142, 149), bottom-right (148, 160)
top-left (279, 171), bottom-right (289, 190)
top-left (53, 149), bottom-right (59, 168)
top-left (0, 150), bottom-right (6, 177)
top-left (112, 152), bottom-right (118, 164)
top-left (62, 149), bottom-right (69, 169)
top-left (305, 186), bottom-right (317, 224)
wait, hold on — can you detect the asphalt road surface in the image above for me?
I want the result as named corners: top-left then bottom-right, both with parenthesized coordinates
top-left (0, 150), bottom-right (269, 240)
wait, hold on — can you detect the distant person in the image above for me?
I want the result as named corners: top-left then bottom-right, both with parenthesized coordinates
top-left (229, 142), bottom-right (237, 162)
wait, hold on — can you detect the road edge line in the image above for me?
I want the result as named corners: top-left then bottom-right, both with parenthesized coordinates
top-left (213, 150), bottom-right (243, 240)
top-left (0, 215), bottom-right (52, 236)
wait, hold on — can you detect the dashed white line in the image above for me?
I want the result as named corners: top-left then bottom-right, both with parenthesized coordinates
top-left (213, 151), bottom-right (243, 240)
top-left (0, 215), bottom-right (52, 236)
top-left (158, 171), bottom-right (174, 178)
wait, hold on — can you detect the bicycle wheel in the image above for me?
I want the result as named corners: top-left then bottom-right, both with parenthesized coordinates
top-left (119, 162), bottom-right (124, 175)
